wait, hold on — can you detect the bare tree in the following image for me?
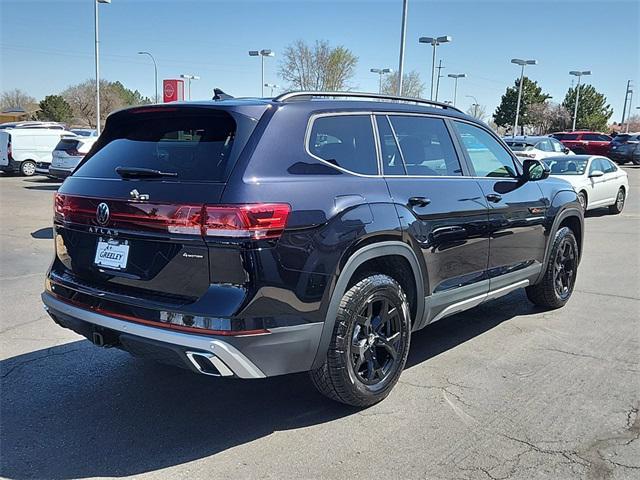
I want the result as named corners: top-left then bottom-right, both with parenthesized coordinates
top-left (466, 104), bottom-right (488, 121)
top-left (1, 89), bottom-right (38, 117)
top-left (62, 80), bottom-right (124, 127)
top-left (381, 71), bottom-right (425, 98)
top-left (279, 40), bottom-right (358, 91)
top-left (528, 102), bottom-right (572, 134)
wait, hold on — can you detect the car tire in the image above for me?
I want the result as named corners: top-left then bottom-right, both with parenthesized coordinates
top-left (526, 227), bottom-right (579, 309)
top-left (632, 156), bottom-right (640, 166)
top-left (608, 187), bottom-right (625, 214)
top-left (577, 191), bottom-right (587, 212)
top-left (310, 274), bottom-right (411, 407)
top-left (20, 160), bottom-right (36, 177)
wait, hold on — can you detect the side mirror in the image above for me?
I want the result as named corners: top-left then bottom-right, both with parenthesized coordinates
top-left (589, 170), bottom-right (604, 178)
top-left (522, 159), bottom-right (550, 182)
top-left (563, 147), bottom-right (571, 154)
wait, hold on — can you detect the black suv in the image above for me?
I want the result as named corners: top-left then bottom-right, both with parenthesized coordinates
top-left (42, 92), bottom-right (584, 406)
top-left (609, 133), bottom-right (640, 165)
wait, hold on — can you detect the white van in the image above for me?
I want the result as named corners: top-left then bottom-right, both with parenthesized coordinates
top-left (0, 128), bottom-right (76, 176)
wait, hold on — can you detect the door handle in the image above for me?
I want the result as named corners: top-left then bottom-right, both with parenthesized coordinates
top-left (408, 196), bottom-right (431, 207)
top-left (486, 194), bottom-right (502, 203)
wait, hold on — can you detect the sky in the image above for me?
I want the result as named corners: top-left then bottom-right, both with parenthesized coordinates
top-left (1, 0), bottom-right (639, 123)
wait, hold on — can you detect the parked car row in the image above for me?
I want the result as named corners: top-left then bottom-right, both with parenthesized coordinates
top-left (0, 123), bottom-right (97, 177)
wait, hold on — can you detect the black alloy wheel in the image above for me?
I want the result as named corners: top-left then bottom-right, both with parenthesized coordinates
top-left (553, 237), bottom-right (577, 301)
top-left (348, 295), bottom-right (403, 386)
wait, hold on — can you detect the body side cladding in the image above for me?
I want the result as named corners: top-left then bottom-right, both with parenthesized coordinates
top-left (311, 241), bottom-right (425, 370)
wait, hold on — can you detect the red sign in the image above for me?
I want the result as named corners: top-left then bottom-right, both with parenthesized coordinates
top-left (163, 79), bottom-right (184, 103)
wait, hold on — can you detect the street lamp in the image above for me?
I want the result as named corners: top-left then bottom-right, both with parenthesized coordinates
top-left (370, 68), bottom-right (393, 94)
top-left (510, 58), bottom-right (537, 137)
top-left (569, 70), bottom-right (591, 131)
top-left (180, 74), bottom-right (200, 100)
top-left (447, 73), bottom-right (466, 106)
top-left (397, 0), bottom-right (409, 95)
top-left (419, 35), bottom-right (452, 100)
top-left (138, 51), bottom-right (158, 103)
top-left (94, 0), bottom-right (111, 134)
top-left (264, 83), bottom-right (280, 96)
top-left (466, 94), bottom-right (480, 117)
top-left (249, 49), bottom-right (275, 97)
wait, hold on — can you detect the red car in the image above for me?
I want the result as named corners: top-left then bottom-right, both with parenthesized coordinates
top-left (550, 131), bottom-right (612, 156)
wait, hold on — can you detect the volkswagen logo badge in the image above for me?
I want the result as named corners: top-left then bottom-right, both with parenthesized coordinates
top-left (96, 202), bottom-right (110, 226)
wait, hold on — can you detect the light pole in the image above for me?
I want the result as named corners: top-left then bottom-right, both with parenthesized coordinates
top-left (94, 0), bottom-right (111, 134)
top-left (138, 51), bottom-right (158, 103)
top-left (626, 88), bottom-right (634, 133)
top-left (569, 70), bottom-right (591, 131)
top-left (419, 35), bottom-right (452, 100)
top-left (264, 83), bottom-right (280, 96)
top-left (370, 68), bottom-right (393, 94)
top-left (180, 74), bottom-right (200, 100)
top-left (447, 73), bottom-right (465, 106)
top-left (511, 58), bottom-right (537, 137)
top-left (466, 94), bottom-right (479, 117)
top-left (397, 0), bottom-right (409, 95)
top-left (249, 49), bottom-right (275, 97)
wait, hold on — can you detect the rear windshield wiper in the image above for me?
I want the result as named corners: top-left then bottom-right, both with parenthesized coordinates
top-left (115, 167), bottom-right (178, 178)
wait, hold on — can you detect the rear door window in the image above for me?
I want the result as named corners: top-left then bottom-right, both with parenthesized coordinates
top-left (74, 110), bottom-right (256, 183)
top-left (386, 115), bottom-right (462, 176)
top-left (308, 115), bottom-right (378, 175)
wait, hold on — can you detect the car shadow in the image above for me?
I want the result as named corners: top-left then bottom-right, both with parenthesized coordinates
top-left (585, 208), bottom-right (613, 218)
top-left (22, 177), bottom-right (62, 191)
top-left (30, 227), bottom-right (53, 239)
top-left (0, 290), bottom-right (539, 479)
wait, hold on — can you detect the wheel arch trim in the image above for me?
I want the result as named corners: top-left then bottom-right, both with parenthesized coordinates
top-left (311, 241), bottom-right (425, 369)
top-left (538, 206), bottom-right (583, 284)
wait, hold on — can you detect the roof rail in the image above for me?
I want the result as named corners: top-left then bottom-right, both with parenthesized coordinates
top-left (273, 91), bottom-right (464, 113)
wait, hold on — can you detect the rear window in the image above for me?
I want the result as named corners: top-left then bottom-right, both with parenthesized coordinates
top-left (308, 115), bottom-right (377, 175)
top-left (561, 133), bottom-right (579, 140)
top-left (504, 141), bottom-right (532, 152)
top-left (55, 138), bottom-right (80, 151)
top-left (74, 110), bottom-right (257, 182)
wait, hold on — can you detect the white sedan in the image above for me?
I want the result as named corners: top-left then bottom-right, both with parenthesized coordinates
top-left (544, 155), bottom-right (629, 214)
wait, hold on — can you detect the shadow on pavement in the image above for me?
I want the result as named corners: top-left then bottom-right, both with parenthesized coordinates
top-left (30, 227), bottom-right (53, 239)
top-left (0, 290), bottom-right (538, 479)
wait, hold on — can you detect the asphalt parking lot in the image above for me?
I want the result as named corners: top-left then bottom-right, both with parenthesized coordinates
top-left (0, 170), bottom-right (638, 480)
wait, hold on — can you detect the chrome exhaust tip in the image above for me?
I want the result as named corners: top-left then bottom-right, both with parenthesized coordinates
top-left (185, 351), bottom-right (234, 377)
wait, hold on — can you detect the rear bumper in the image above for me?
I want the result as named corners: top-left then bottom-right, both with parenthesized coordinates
top-left (48, 167), bottom-right (73, 179)
top-left (35, 162), bottom-right (50, 175)
top-left (42, 291), bottom-right (323, 378)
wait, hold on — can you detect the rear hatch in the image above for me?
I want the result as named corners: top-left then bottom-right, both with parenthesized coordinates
top-left (51, 105), bottom-right (264, 304)
top-left (52, 137), bottom-right (84, 170)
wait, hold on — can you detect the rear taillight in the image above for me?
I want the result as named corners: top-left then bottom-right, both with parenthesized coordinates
top-left (7, 139), bottom-right (12, 160)
top-left (204, 204), bottom-right (290, 239)
top-left (53, 194), bottom-right (290, 239)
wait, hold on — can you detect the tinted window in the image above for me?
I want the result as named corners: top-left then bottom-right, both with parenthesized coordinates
top-left (309, 115), bottom-right (377, 175)
top-left (375, 116), bottom-right (405, 175)
top-left (504, 141), bottom-right (532, 152)
top-left (454, 122), bottom-right (517, 177)
top-left (387, 116), bottom-right (462, 176)
top-left (583, 133), bottom-right (610, 141)
top-left (75, 110), bottom-right (256, 182)
top-left (562, 133), bottom-right (580, 140)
